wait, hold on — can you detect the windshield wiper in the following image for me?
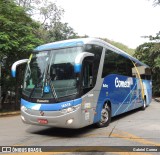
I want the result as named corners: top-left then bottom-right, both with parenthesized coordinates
top-left (48, 76), bottom-right (58, 100)
top-left (40, 62), bottom-right (58, 101)
top-left (29, 74), bottom-right (44, 99)
top-left (44, 74), bottom-right (58, 101)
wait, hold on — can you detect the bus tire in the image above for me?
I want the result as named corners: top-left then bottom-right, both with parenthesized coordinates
top-left (96, 103), bottom-right (111, 128)
top-left (141, 98), bottom-right (146, 110)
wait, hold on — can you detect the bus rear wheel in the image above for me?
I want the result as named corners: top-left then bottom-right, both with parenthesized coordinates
top-left (141, 99), bottom-right (146, 110)
top-left (96, 103), bottom-right (111, 128)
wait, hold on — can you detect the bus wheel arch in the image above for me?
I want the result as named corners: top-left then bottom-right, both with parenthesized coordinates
top-left (96, 100), bottom-right (111, 128)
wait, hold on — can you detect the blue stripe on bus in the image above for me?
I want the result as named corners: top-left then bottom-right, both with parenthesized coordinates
top-left (93, 74), bottom-right (152, 124)
top-left (122, 83), bottom-right (138, 113)
top-left (93, 74), bottom-right (144, 123)
top-left (123, 92), bottom-right (141, 113)
top-left (113, 82), bottom-right (137, 115)
top-left (21, 98), bottom-right (82, 111)
top-left (34, 41), bottom-right (84, 51)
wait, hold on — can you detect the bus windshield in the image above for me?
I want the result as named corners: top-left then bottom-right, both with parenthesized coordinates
top-left (23, 46), bottom-right (83, 99)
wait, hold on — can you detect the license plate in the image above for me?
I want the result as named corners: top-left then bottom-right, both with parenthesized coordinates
top-left (38, 119), bottom-right (48, 124)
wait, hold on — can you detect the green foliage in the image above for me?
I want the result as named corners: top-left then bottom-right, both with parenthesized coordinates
top-left (134, 42), bottom-right (160, 96)
top-left (136, 0), bottom-right (160, 96)
top-left (45, 22), bottom-right (78, 42)
top-left (0, 0), bottom-right (79, 110)
top-left (135, 19), bottom-right (160, 96)
top-left (0, 0), bottom-right (42, 56)
top-left (14, 0), bottom-right (65, 25)
top-left (101, 38), bottom-right (135, 55)
top-left (1, 0), bottom-right (139, 109)
top-left (0, 0), bottom-right (42, 96)
top-left (34, 22), bottom-right (79, 43)
top-left (14, 0), bottom-right (78, 43)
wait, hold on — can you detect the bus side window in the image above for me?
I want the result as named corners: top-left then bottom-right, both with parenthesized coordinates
top-left (102, 49), bottom-right (135, 77)
top-left (84, 44), bottom-right (103, 86)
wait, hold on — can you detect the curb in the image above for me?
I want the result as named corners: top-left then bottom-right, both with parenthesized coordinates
top-left (154, 98), bottom-right (160, 102)
top-left (0, 111), bottom-right (20, 117)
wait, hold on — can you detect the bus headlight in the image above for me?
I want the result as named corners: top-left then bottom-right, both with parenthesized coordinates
top-left (21, 105), bottom-right (27, 111)
top-left (66, 107), bottom-right (73, 113)
top-left (61, 105), bottom-right (80, 113)
top-left (21, 115), bottom-right (26, 122)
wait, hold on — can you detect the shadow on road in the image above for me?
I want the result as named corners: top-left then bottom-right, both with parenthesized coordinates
top-left (26, 124), bottom-right (97, 138)
top-left (26, 107), bottom-right (144, 137)
top-left (111, 107), bottom-right (142, 122)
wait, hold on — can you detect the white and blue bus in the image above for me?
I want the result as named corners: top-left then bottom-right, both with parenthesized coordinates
top-left (12, 38), bottom-right (152, 128)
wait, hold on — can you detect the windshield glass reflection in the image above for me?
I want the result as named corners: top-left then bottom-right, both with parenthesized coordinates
top-left (23, 47), bottom-right (82, 99)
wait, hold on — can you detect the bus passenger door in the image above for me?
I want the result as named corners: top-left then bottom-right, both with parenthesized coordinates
top-left (80, 57), bottom-right (96, 126)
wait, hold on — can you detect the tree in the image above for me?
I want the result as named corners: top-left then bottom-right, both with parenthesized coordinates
top-left (102, 38), bottom-right (135, 55)
top-left (0, 0), bottom-right (42, 109)
top-left (46, 22), bottom-right (78, 42)
top-left (134, 0), bottom-right (160, 96)
top-left (14, 0), bottom-right (64, 25)
top-left (14, 0), bottom-right (79, 43)
top-left (152, 0), bottom-right (160, 6)
top-left (134, 42), bottom-right (160, 96)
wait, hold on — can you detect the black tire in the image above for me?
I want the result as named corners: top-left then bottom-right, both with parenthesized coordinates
top-left (96, 103), bottom-right (111, 128)
top-left (141, 99), bottom-right (146, 110)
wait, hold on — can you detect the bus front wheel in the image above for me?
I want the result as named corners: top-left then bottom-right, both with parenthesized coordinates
top-left (96, 103), bottom-right (111, 128)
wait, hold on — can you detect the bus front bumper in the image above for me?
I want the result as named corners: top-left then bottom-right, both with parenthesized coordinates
top-left (21, 104), bottom-right (82, 129)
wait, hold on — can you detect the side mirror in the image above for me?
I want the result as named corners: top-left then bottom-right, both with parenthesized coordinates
top-left (11, 59), bottom-right (29, 77)
top-left (74, 52), bottom-right (94, 73)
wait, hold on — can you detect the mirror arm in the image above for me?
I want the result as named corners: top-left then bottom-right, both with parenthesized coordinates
top-left (11, 59), bottom-right (29, 77)
top-left (74, 52), bottom-right (94, 73)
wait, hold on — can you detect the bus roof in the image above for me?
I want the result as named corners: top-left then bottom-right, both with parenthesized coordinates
top-left (34, 38), bottom-right (149, 67)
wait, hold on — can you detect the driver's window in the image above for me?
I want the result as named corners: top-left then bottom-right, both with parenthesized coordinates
top-left (82, 58), bottom-right (93, 94)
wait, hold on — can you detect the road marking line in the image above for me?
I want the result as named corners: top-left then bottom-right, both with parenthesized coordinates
top-left (1, 149), bottom-right (153, 155)
top-left (111, 152), bottom-right (153, 155)
top-left (3, 152), bottom-right (83, 155)
top-left (7, 129), bottom-right (159, 155)
top-left (111, 130), bottom-right (160, 146)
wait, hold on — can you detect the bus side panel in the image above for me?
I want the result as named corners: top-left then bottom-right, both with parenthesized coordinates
top-left (80, 90), bottom-right (96, 127)
top-left (93, 74), bottom-right (146, 123)
top-left (143, 80), bottom-right (152, 105)
top-left (80, 78), bottom-right (104, 127)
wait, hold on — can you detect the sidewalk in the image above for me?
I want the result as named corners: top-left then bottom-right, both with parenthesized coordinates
top-left (0, 111), bottom-right (20, 117)
top-left (154, 97), bottom-right (160, 102)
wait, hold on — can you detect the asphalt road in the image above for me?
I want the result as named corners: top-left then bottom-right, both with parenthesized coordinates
top-left (0, 100), bottom-right (160, 155)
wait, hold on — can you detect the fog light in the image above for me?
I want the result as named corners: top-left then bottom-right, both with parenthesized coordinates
top-left (67, 119), bottom-right (73, 125)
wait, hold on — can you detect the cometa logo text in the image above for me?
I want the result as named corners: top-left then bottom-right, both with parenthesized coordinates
top-left (115, 77), bottom-right (131, 88)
